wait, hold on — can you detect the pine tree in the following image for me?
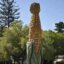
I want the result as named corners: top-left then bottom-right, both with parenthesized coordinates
top-left (0, 0), bottom-right (19, 27)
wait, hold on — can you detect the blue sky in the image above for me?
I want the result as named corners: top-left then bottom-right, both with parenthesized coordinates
top-left (15, 0), bottom-right (64, 30)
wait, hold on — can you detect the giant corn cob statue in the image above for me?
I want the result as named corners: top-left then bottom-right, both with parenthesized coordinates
top-left (27, 3), bottom-right (42, 64)
top-left (29, 2), bottom-right (42, 54)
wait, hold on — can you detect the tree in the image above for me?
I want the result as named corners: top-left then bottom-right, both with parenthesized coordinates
top-left (41, 31), bottom-right (56, 64)
top-left (0, 0), bottom-right (19, 27)
top-left (42, 31), bottom-right (64, 64)
top-left (42, 32), bottom-right (56, 61)
top-left (4, 21), bottom-right (22, 58)
top-left (1, 21), bottom-right (28, 63)
top-left (46, 31), bottom-right (64, 55)
top-left (0, 20), bottom-right (29, 63)
top-left (55, 22), bottom-right (64, 33)
top-left (52, 33), bottom-right (64, 55)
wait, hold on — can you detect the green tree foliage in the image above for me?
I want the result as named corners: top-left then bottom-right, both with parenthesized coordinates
top-left (55, 22), bottom-right (64, 33)
top-left (41, 31), bottom-right (64, 64)
top-left (0, 21), bottom-right (22, 60)
top-left (0, 39), bottom-right (8, 61)
top-left (0, 21), bottom-right (28, 61)
top-left (42, 31), bottom-right (56, 61)
top-left (0, 0), bottom-right (19, 27)
top-left (46, 31), bottom-right (64, 55)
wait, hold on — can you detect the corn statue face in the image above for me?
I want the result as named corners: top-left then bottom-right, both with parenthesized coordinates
top-left (26, 3), bottom-right (43, 64)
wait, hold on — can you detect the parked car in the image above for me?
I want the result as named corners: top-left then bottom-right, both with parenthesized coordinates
top-left (53, 55), bottom-right (64, 64)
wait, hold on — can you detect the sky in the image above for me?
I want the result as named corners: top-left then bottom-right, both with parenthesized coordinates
top-left (15, 0), bottom-right (64, 30)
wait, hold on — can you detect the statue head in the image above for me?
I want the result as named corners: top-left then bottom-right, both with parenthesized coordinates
top-left (30, 3), bottom-right (40, 14)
